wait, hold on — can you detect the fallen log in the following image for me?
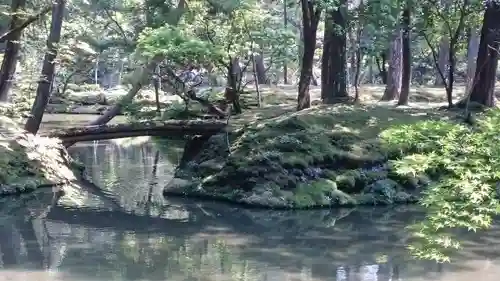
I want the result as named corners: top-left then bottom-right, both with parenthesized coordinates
top-left (43, 120), bottom-right (227, 144)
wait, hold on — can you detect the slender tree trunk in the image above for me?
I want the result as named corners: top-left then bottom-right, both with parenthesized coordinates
top-left (376, 53), bottom-right (388, 84)
top-left (24, 0), bottom-right (65, 134)
top-left (297, 0), bottom-right (321, 111)
top-left (321, 0), bottom-right (348, 104)
top-left (348, 28), bottom-right (357, 86)
top-left (466, 27), bottom-right (480, 93)
top-left (153, 64), bottom-right (161, 113)
top-left (252, 54), bottom-right (262, 107)
top-left (381, 28), bottom-right (402, 101)
top-left (368, 60), bottom-right (374, 83)
top-left (254, 54), bottom-right (267, 84)
top-left (227, 57), bottom-right (242, 114)
top-left (434, 0), bottom-right (452, 86)
top-left (397, 6), bottom-right (411, 106)
top-left (434, 38), bottom-right (449, 86)
top-left (90, 58), bottom-right (161, 125)
top-left (465, 1), bottom-right (500, 107)
top-left (0, 0), bottom-right (26, 102)
top-left (283, 0), bottom-right (288, 84)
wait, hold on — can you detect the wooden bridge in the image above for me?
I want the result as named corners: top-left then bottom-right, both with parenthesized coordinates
top-left (42, 119), bottom-right (228, 145)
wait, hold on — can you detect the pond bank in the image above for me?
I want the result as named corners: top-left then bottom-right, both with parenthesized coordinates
top-left (163, 103), bottom-right (497, 209)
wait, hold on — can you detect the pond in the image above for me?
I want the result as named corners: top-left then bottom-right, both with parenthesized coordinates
top-left (0, 136), bottom-right (499, 280)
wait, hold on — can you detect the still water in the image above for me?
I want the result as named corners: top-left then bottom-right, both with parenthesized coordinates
top-left (0, 137), bottom-right (500, 281)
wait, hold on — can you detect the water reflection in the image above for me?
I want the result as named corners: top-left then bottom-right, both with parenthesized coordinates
top-left (0, 138), bottom-right (498, 280)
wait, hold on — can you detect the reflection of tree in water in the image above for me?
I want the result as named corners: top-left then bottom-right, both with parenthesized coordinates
top-left (1, 189), bottom-right (500, 280)
top-left (68, 138), bottom-right (185, 215)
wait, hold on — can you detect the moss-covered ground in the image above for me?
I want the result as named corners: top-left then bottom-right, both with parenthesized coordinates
top-left (159, 83), bottom-right (498, 209)
top-left (0, 107), bottom-right (82, 195)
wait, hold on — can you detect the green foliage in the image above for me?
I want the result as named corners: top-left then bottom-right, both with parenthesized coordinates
top-left (382, 109), bottom-right (500, 262)
top-left (136, 25), bottom-right (225, 66)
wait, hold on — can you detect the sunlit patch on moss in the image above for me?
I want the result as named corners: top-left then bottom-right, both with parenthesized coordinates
top-left (0, 116), bottom-right (78, 195)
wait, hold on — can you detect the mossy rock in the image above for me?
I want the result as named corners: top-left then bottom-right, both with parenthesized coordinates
top-left (163, 103), bottom-right (460, 208)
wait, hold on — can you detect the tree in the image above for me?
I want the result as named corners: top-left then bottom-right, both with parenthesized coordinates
top-left (24, 0), bottom-right (66, 134)
top-left (421, 0), bottom-right (471, 107)
top-left (464, 0), bottom-right (500, 107)
top-left (397, 4), bottom-right (411, 106)
top-left (433, 0), bottom-right (451, 86)
top-left (0, 0), bottom-right (27, 102)
top-left (297, 0), bottom-right (321, 111)
top-left (465, 27), bottom-right (480, 93)
top-left (321, 0), bottom-right (348, 104)
top-left (381, 28), bottom-right (402, 101)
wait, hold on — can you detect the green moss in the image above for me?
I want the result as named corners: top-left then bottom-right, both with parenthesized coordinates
top-left (166, 103), bottom-right (467, 208)
top-left (0, 117), bottom-right (78, 195)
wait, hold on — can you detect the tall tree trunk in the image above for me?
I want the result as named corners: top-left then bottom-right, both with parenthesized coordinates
top-left (252, 54), bottom-right (262, 107)
top-left (153, 64), bottom-right (161, 113)
top-left (376, 53), bottom-right (388, 84)
top-left (348, 27), bottom-right (357, 86)
top-left (227, 57), bottom-right (242, 114)
top-left (466, 27), bottom-right (480, 93)
top-left (466, 1), bottom-right (500, 107)
top-left (321, 0), bottom-right (348, 104)
top-left (90, 59), bottom-right (160, 126)
top-left (0, 0), bottom-right (26, 102)
top-left (434, 38), bottom-right (449, 86)
top-left (24, 0), bottom-right (65, 134)
top-left (434, 0), bottom-right (451, 86)
top-left (283, 0), bottom-right (288, 84)
top-left (297, 0), bottom-right (321, 111)
top-left (397, 6), bottom-right (411, 106)
top-left (381, 28), bottom-right (402, 101)
top-left (254, 54), bottom-right (267, 84)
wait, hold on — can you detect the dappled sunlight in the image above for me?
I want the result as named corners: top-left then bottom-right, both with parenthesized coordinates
top-left (109, 136), bottom-right (152, 147)
top-left (0, 116), bottom-right (79, 195)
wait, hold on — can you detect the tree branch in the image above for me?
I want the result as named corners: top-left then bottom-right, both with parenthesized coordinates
top-left (0, 5), bottom-right (51, 43)
top-left (421, 31), bottom-right (449, 89)
top-left (103, 7), bottom-right (132, 46)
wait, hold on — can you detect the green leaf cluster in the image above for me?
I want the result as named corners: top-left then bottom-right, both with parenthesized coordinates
top-left (136, 25), bottom-right (225, 66)
top-left (381, 109), bottom-right (500, 262)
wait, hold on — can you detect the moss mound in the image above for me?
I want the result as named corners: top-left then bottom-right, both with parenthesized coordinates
top-left (164, 103), bottom-right (463, 208)
top-left (0, 115), bottom-right (80, 195)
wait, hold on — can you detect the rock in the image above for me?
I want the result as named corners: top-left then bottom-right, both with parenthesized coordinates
top-left (407, 174), bottom-right (432, 189)
top-left (198, 159), bottom-right (224, 172)
top-left (240, 191), bottom-right (289, 208)
top-left (48, 95), bottom-right (66, 104)
top-left (165, 178), bottom-right (195, 191)
top-left (66, 91), bottom-right (107, 105)
top-left (195, 86), bottom-right (226, 99)
top-left (45, 104), bottom-right (108, 115)
top-left (365, 178), bottom-right (401, 198)
top-left (193, 134), bottom-right (229, 163)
